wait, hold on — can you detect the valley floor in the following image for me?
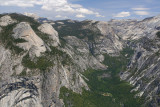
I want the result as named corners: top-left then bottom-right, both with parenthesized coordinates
top-left (60, 48), bottom-right (144, 107)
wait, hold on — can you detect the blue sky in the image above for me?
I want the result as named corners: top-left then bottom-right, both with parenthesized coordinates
top-left (0, 0), bottom-right (160, 21)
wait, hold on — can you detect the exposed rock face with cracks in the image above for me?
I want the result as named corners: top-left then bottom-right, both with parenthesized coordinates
top-left (0, 13), bottom-right (160, 107)
top-left (38, 23), bottom-right (60, 47)
top-left (0, 14), bottom-right (106, 107)
top-left (12, 22), bottom-right (46, 57)
top-left (0, 15), bottom-right (17, 26)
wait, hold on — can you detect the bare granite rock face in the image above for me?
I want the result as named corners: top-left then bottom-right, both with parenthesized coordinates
top-left (38, 23), bottom-right (60, 47)
top-left (0, 14), bottom-right (96, 107)
top-left (96, 54), bottom-right (105, 63)
top-left (109, 16), bottom-right (160, 40)
top-left (0, 38), bottom-right (89, 107)
top-left (12, 22), bottom-right (46, 57)
top-left (0, 42), bottom-right (90, 107)
top-left (81, 20), bottom-right (124, 56)
top-left (0, 15), bottom-right (16, 26)
top-left (0, 77), bottom-right (43, 107)
top-left (120, 37), bottom-right (160, 106)
top-left (63, 36), bottom-right (107, 71)
top-left (95, 23), bottom-right (123, 56)
top-left (1, 13), bottom-right (160, 107)
top-left (0, 45), bottom-right (43, 107)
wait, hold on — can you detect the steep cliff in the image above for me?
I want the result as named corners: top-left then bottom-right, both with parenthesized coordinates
top-left (0, 13), bottom-right (106, 107)
top-left (0, 13), bottom-right (160, 107)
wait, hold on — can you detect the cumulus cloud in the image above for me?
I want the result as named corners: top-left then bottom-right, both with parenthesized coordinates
top-left (0, 0), bottom-right (103, 18)
top-left (114, 12), bottom-right (130, 17)
top-left (134, 11), bottom-right (149, 15)
top-left (75, 8), bottom-right (94, 14)
top-left (75, 14), bottom-right (85, 18)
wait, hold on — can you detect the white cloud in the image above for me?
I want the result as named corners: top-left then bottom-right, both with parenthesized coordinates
top-left (76, 8), bottom-right (94, 14)
top-left (75, 14), bottom-right (85, 18)
top-left (95, 12), bottom-right (105, 17)
top-left (134, 11), bottom-right (149, 15)
top-left (132, 8), bottom-right (150, 11)
top-left (55, 15), bottom-right (62, 18)
top-left (0, 0), bottom-right (103, 18)
top-left (55, 15), bottom-right (68, 19)
top-left (0, 0), bottom-right (42, 7)
top-left (114, 12), bottom-right (130, 17)
top-left (96, 14), bottom-right (105, 17)
top-left (132, 7), bottom-right (150, 16)
top-left (70, 4), bottom-right (82, 8)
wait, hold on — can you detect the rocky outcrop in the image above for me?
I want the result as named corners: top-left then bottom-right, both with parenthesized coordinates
top-left (95, 21), bottom-right (123, 55)
top-left (0, 77), bottom-right (42, 107)
top-left (63, 36), bottom-right (107, 70)
top-left (120, 36), bottom-right (160, 106)
top-left (0, 14), bottom-right (96, 107)
top-left (38, 23), bottom-right (60, 47)
top-left (12, 22), bottom-right (46, 57)
top-left (109, 16), bottom-right (160, 40)
top-left (1, 13), bottom-right (160, 107)
top-left (0, 41), bottom-right (90, 107)
top-left (0, 45), bottom-right (42, 107)
top-left (0, 15), bottom-right (16, 26)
